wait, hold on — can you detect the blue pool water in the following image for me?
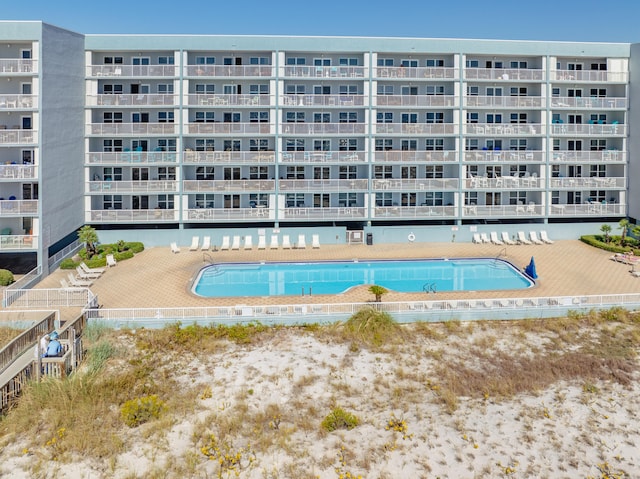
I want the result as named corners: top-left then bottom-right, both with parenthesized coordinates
top-left (192, 258), bottom-right (534, 298)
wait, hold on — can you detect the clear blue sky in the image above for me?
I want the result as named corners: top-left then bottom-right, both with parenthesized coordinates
top-left (3, 0), bottom-right (639, 43)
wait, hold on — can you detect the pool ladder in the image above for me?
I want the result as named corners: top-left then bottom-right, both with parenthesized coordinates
top-left (423, 282), bottom-right (437, 294)
top-left (203, 252), bottom-right (214, 264)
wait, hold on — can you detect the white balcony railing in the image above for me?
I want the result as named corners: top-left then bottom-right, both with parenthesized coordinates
top-left (280, 206), bottom-right (366, 220)
top-left (373, 205), bottom-right (456, 218)
top-left (464, 204), bottom-right (542, 217)
top-left (551, 70), bottom-right (628, 83)
top-left (87, 94), bottom-right (176, 107)
top-left (550, 97), bottom-right (627, 109)
top-left (0, 130), bottom-right (36, 144)
top-left (87, 180), bottom-right (178, 194)
top-left (464, 68), bottom-right (545, 81)
top-left (279, 179), bottom-right (369, 192)
top-left (88, 123), bottom-right (177, 135)
top-left (281, 94), bottom-right (366, 107)
top-left (87, 152), bottom-right (178, 164)
top-left (0, 199), bottom-right (38, 215)
top-left (186, 65), bottom-right (274, 77)
top-left (464, 123), bottom-right (543, 135)
top-left (282, 123), bottom-right (366, 135)
top-left (463, 150), bottom-right (544, 162)
top-left (374, 67), bottom-right (457, 79)
top-left (0, 235), bottom-right (38, 250)
top-left (0, 94), bottom-right (37, 109)
top-left (0, 164), bottom-right (37, 179)
top-left (89, 209), bottom-right (178, 222)
top-left (549, 150), bottom-right (625, 162)
top-left (373, 151), bottom-right (456, 163)
top-left (187, 94), bottom-right (273, 107)
top-left (464, 96), bottom-right (544, 108)
top-left (550, 124), bottom-right (625, 136)
top-left (182, 180), bottom-right (275, 193)
top-left (184, 207), bottom-right (271, 221)
top-left (465, 176), bottom-right (543, 189)
top-left (548, 177), bottom-right (625, 189)
top-left (284, 66), bottom-right (366, 78)
top-left (281, 151), bottom-right (363, 163)
top-left (371, 178), bottom-right (458, 191)
top-left (374, 123), bottom-right (457, 135)
top-left (183, 151), bottom-right (275, 164)
top-left (374, 95), bottom-right (457, 107)
top-left (88, 65), bottom-right (176, 77)
top-left (0, 59), bottom-right (37, 74)
top-left (186, 123), bottom-right (272, 135)
top-left (548, 203), bottom-right (625, 216)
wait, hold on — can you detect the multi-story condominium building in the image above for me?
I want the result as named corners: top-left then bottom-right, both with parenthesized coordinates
top-left (0, 21), bottom-right (638, 274)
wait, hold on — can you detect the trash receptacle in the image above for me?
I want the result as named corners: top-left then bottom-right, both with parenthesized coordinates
top-left (366, 233), bottom-right (373, 245)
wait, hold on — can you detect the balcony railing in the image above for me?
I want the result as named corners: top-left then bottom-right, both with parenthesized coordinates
top-left (465, 204), bottom-right (542, 217)
top-left (464, 150), bottom-right (544, 162)
top-left (88, 65), bottom-right (176, 77)
top-left (551, 70), bottom-right (628, 83)
top-left (373, 151), bottom-right (456, 163)
top-left (464, 123), bottom-right (542, 135)
top-left (0, 94), bottom-right (37, 109)
top-left (464, 68), bottom-right (545, 81)
top-left (374, 67), bottom-right (456, 79)
top-left (187, 94), bottom-right (273, 107)
top-left (550, 150), bottom-right (625, 162)
top-left (186, 65), bottom-right (274, 77)
top-left (548, 203), bottom-right (625, 216)
top-left (375, 95), bottom-right (457, 107)
top-left (282, 123), bottom-right (366, 135)
top-left (373, 205), bottom-right (455, 219)
top-left (550, 97), bottom-right (627, 109)
top-left (182, 179), bottom-right (275, 193)
top-left (550, 124), bottom-right (625, 136)
top-left (88, 94), bottom-right (176, 107)
top-left (87, 180), bottom-right (178, 194)
top-left (371, 178), bottom-right (458, 191)
top-left (184, 207), bottom-right (270, 221)
top-left (87, 152), bottom-right (178, 164)
top-left (89, 209), bottom-right (178, 222)
top-left (281, 151), bottom-right (363, 163)
top-left (0, 130), bottom-right (36, 144)
top-left (374, 123), bottom-right (457, 135)
top-left (280, 206), bottom-right (366, 220)
top-left (279, 179), bottom-right (369, 192)
top-left (0, 59), bottom-right (37, 74)
top-left (0, 164), bottom-right (37, 179)
top-left (0, 235), bottom-right (37, 250)
top-left (465, 175), bottom-right (543, 189)
top-left (281, 94), bottom-right (366, 107)
top-left (284, 66), bottom-right (366, 78)
top-left (0, 199), bottom-right (38, 215)
top-left (88, 123), bottom-right (177, 135)
top-left (548, 177), bottom-right (625, 189)
top-left (186, 123), bottom-right (272, 135)
top-left (464, 95), bottom-right (544, 108)
top-left (183, 150), bottom-right (275, 164)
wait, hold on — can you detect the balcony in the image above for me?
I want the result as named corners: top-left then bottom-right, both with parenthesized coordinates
top-left (182, 179), bottom-right (275, 193)
top-left (279, 179), bottom-right (368, 192)
top-left (0, 94), bottom-right (37, 109)
top-left (550, 97), bottom-right (627, 109)
top-left (88, 65), bottom-right (176, 77)
top-left (465, 175), bottom-right (543, 189)
top-left (0, 59), bottom-right (37, 74)
top-left (281, 94), bottom-right (366, 107)
top-left (464, 68), bottom-right (545, 81)
top-left (184, 207), bottom-right (270, 222)
top-left (88, 94), bottom-right (176, 107)
top-left (550, 123), bottom-right (625, 137)
top-left (0, 164), bottom-right (37, 180)
top-left (373, 151), bottom-right (456, 163)
top-left (284, 66), bottom-right (365, 78)
top-left (282, 123), bottom-right (366, 135)
top-left (89, 209), bottom-right (178, 222)
top-left (186, 123), bottom-right (272, 135)
top-left (463, 123), bottom-right (542, 135)
top-left (464, 96), bottom-right (544, 108)
top-left (187, 94), bottom-right (273, 107)
top-left (548, 203), bottom-right (625, 217)
top-left (372, 178), bottom-right (458, 191)
top-left (549, 150), bottom-right (625, 163)
top-left (87, 151), bottom-right (178, 164)
top-left (463, 150), bottom-right (543, 163)
top-left (87, 180), bottom-right (178, 194)
top-left (0, 234), bottom-right (37, 250)
top-left (548, 177), bottom-right (625, 189)
top-left (374, 67), bottom-right (456, 80)
top-left (186, 65), bottom-right (274, 77)
top-left (464, 204), bottom-right (542, 218)
top-left (375, 95), bottom-right (457, 108)
top-left (280, 206), bottom-right (366, 220)
top-left (88, 123), bottom-right (177, 135)
top-left (551, 70), bottom-right (628, 83)
top-left (0, 129), bottom-right (36, 144)
top-left (0, 199), bottom-right (38, 216)
top-left (373, 205), bottom-right (455, 219)
top-left (374, 123), bottom-right (457, 135)
top-left (281, 151), bottom-right (363, 163)
top-left (183, 150), bottom-right (275, 164)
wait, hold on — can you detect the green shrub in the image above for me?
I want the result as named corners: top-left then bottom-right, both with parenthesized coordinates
top-left (126, 242), bottom-right (144, 253)
top-left (114, 250), bottom-right (134, 261)
top-left (321, 407), bottom-right (359, 432)
top-left (343, 307), bottom-right (401, 347)
top-left (580, 235), bottom-right (639, 255)
top-left (120, 394), bottom-right (166, 428)
top-left (59, 259), bottom-right (78, 270)
top-left (0, 269), bottom-right (14, 286)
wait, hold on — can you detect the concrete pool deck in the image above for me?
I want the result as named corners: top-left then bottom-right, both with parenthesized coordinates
top-left (30, 239), bottom-right (639, 315)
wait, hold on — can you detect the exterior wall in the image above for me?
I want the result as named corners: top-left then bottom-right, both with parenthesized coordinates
top-left (628, 44), bottom-right (640, 222)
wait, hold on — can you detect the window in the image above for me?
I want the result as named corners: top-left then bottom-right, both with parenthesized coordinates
top-left (132, 57), bottom-right (150, 66)
top-left (465, 59), bottom-right (479, 68)
top-left (314, 112), bottom-right (331, 123)
top-left (467, 86), bottom-right (479, 96)
top-left (158, 167), bottom-right (176, 180)
top-left (426, 85), bottom-right (445, 95)
top-left (250, 166), bottom-right (269, 179)
top-left (339, 112), bottom-right (357, 123)
top-left (286, 111), bottom-right (305, 123)
top-left (426, 112), bottom-right (444, 123)
top-left (568, 140), bottom-right (582, 151)
top-left (567, 63), bottom-right (583, 71)
top-left (223, 194), bottom-right (240, 209)
top-left (401, 59), bottom-right (418, 67)
top-left (132, 112), bottom-right (149, 123)
top-left (103, 84), bottom-right (123, 94)
top-left (195, 139), bottom-right (215, 151)
top-left (375, 138), bottom-right (393, 151)
top-left (567, 89), bottom-right (582, 98)
top-left (552, 87), bottom-right (560, 97)
top-left (486, 165), bottom-right (502, 178)
top-left (314, 58), bottom-right (331, 66)
top-left (195, 194), bottom-right (215, 208)
top-left (157, 139), bottom-right (176, 151)
top-left (424, 192), bottom-right (443, 206)
top-left (195, 84), bottom-right (215, 94)
top-left (249, 84), bottom-right (269, 95)
top-left (426, 59), bottom-right (444, 67)
top-left (158, 111), bottom-right (174, 123)
top-left (339, 166), bottom-right (357, 179)
top-left (285, 138), bottom-right (305, 151)
top-left (131, 140), bottom-right (148, 152)
top-left (313, 167), bottom-right (330, 179)
top-left (401, 86), bottom-right (418, 96)
top-left (590, 88), bottom-right (607, 97)
top-left (401, 140), bottom-right (417, 151)
top-left (464, 192), bottom-right (478, 205)
top-left (589, 114), bottom-right (606, 124)
top-left (196, 165), bottom-right (215, 179)
top-left (286, 57), bottom-right (306, 65)
top-left (465, 139), bottom-right (479, 150)
top-left (401, 113), bottom-right (417, 123)
top-left (314, 85), bottom-right (331, 95)
top-left (286, 166), bottom-right (305, 179)
top-left (195, 111), bottom-right (215, 122)
top-left (466, 112), bottom-right (479, 123)
top-left (486, 139), bottom-right (502, 150)
top-left (510, 165), bottom-right (526, 176)
top-left (223, 140), bottom-right (240, 151)
top-left (590, 139), bottom-right (607, 151)
top-left (249, 138), bottom-right (269, 151)
top-left (486, 114), bottom-right (502, 124)
top-left (223, 57), bottom-right (236, 66)
top-left (339, 193), bottom-right (357, 207)
top-left (551, 190), bottom-right (560, 205)
top-left (313, 194), bottom-right (330, 208)
top-left (486, 87), bottom-right (503, 96)
top-left (339, 58), bottom-right (358, 66)
top-left (103, 195), bottom-right (122, 209)
top-left (509, 139), bottom-right (527, 150)
top-left (103, 139), bottom-right (123, 152)
top-left (249, 111), bottom-right (269, 123)
top-left (376, 112), bottom-right (393, 123)
top-left (509, 191), bottom-right (526, 206)
top-left (553, 139), bottom-right (560, 151)
top-left (590, 165), bottom-right (606, 177)
top-left (377, 84), bottom-right (394, 95)
top-left (157, 84), bottom-right (174, 94)
top-left (375, 193), bottom-right (393, 207)
top-left (195, 56), bottom-right (215, 65)
top-left (158, 56), bottom-right (174, 65)
top-left (377, 58), bottom-right (394, 66)
top-left (510, 61), bottom-right (527, 68)
top-left (103, 167), bottom-right (122, 181)
top-left (104, 56), bottom-right (123, 64)
top-left (374, 165), bottom-right (393, 179)
top-left (285, 84), bottom-right (305, 95)
top-left (314, 140), bottom-right (331, 151)
top-left (510, 87), bottom-right (527, 96)
top-left (485, 60), bottom-right (503, 68)
top-left (551, 165), bottom-right (560, 178)
top-left (339, 85), bottom-right (358, 95)
top-left (103, 112), bottom-right (123, 123)
top-left (589, 190), bottom-right (607, 202)
top-left (339, 138), bottom-right (358, 151)
top-left (249, 57), bottom-right (270, 65)
top-left (467, 165), bottom-right (479, 177)
top-left (249, 193), bottom-right (268, 206)
top-left (590, 63), bottom-right (607, 71)
top-left (223, 167), bottom-right (241, 180)
top-left (401, 193), bottom-right (416, 206)
top-left (21, 50), bottom-right (32, 59)
top-left (425, 165), bottom-right (443, 178)
top-left (401, 166), bottom-right (417, 178)
top-left (222, 84), bottom-right (238, 94)
top-left (510, 113), bottom-right (527, 123)
top-left (426, 139), bottom-right (444, 150)
top-left (223, 112), bottom-right (241, 123)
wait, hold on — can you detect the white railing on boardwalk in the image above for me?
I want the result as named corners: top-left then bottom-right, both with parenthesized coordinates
top-left (3, 265), bottom-right (42, 307)
top-left (48, 239), bottom-right (83, 271)
top-left (3, 288), bottom-right (94, 310)
top-left (83, 293), bottom-right (640, 327)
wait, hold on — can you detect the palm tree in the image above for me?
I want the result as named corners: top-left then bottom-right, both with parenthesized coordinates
top-left (78, 225), bottom-right (99, 259)
top-left (368, 284), bottom-right (388, 303)
top-left (619, 219), bottom-right (630, 246)
top-left (600, 224), bottom-right (612, 243)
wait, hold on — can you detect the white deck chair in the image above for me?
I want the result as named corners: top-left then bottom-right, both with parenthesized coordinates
top-left (540, 231), bottom-right (554, 244)
top-left (312, 234), bottom-right (320, 249)
top-left (220, 236), bottom-right (230, 251)
top-left (201, 236), bottom-right (210, 251)
top-left (76, 266), bottom-right (100, 280)
top-left (472, 233), bottom-right (482, 244)
top-left (480, 233), bottom-right (490, 243)
top-left (244, 235), bottom-right (253, 250)
top-left (189, 236), bottom-right (199, 251)
top-left (231, 236), bottom-right (241, 250)
top-left (501, 232), bottom-right (516, 245)
top-left (529, 231), bottom-right (544, 245)
top-left (257, 235), bottom-right (266, 250)
top-left (490, 232), bottom-right (504, 245)
top-left (269, 235), bottom-right (279, 249)
top-left (68, 272), bottom-right (92, 287)
top-left (297, 234), bottom-right (307, 249)
top-left (170, 242), bottom-right (180, 254)
top-left (517, 231), bottom-right (532, 245)
top-left (81, 262), bottom-right (106, 274)
top-left (106, 254), bottom-right (118, 266)
top-left (282, 235), bottom-right (292, 249)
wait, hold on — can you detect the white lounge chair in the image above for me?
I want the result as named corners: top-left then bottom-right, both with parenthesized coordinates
top-left (312, 234), bottom-right (320, 249)
top-left (472, 233), bottom-right (483, 244)
top-left (501, 232), bottom-right (516, 245)
top-left (170, 242), bottom-right (180, 254)
top-left (257, 235), bottom-right (266, 250)
top-left (517, 231), bottom-right (532, 245)
top-left (106, 254), bottom-right (118, 266)
top-left (540, 231), bottom-right (554, 244)
top-left (529, 231), bottom-right (544, 245)
top-left (189, 236), bottom-right (199, 251)
top-left (231, 236), bottom-right (241, 250)
top-left (269, 235), bottom-right (279, 249)
top-left (201, 236), bottom-right (210, 251)
top-left (297, 234), bottom-right (306, 249)
top-left (220, 236), bottom-right (230, 251)
top-left (244, 236), bottom-right (253, 250)
top-left (76, 266), bottom-right (100, 280)
top-left (68, 272), bottom-right (92, 287)
top-left (490, 232), bottom-right (504, 245)
top-left (282, 235), bottom-right (291, 249)
top-left (80, 262), bottom-right (106, 275)
top-left (480, 233), bottom-right (490, 244)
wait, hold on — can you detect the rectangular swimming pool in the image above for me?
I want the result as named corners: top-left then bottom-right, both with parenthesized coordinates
top-left (192, 258), bottom-right (534, 298)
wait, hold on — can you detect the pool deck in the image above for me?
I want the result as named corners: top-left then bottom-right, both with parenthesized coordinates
top-left (30, 240), bottom-right (639, 313)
